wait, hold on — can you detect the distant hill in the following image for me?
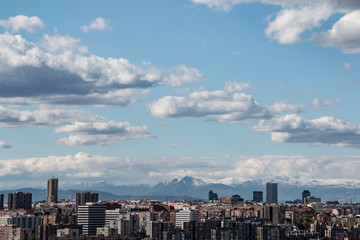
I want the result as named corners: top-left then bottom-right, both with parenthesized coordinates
top-left (2, 176), bottom-right (360, 203)
top-left (0, 187), bottom-right (199, 203)
top-left (64, 176), bottom-right (360, 203)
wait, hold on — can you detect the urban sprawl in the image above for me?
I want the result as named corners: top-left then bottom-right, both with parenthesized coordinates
top-left (0, 178), bottom-right (360, 239)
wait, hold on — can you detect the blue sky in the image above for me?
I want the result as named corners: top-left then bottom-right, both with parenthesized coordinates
top-left (0, 0), bottom-right (360, 188)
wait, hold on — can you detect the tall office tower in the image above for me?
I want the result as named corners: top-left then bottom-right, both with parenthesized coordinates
top-left (208, 190), bottom-right (214, 201)
top-left (208, 190), bottom-right (218, 201)
top-left (0, 194), bottom-right (3, 210)
top-left (266, 182), bottom-right (278, 203)
top-left (302, 190), bottom-right (311, 204)
top-left (253, 191), bottom-right (263, 202)
top-left (8, 192), bottom-right (32, 210)
top-left (175, 208), bottom-right (199, 228)
top-left (263, 205), bottom-right (281, 224)
top-left (75, 192), bottom-right (99, 207)
top-left (77, 202), bottom-right (106, 236)
top-left (46, 177), bottom-right (58, 204)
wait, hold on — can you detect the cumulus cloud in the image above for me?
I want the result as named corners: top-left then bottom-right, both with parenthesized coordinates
top-left (40, 34), bottom-right (88, 53)
top-left (265, 6), bottom-right (331, 44)
top-left (149, 83), bottom-right (303, 123)
top-left (312, 98), bottom-right (340, 111)
top-left (0, 106), bottom-right (153, 146)
top-left (55, 121), bottom-right (153, 146)
top-left (0, 31), bottom-right (203, 106)
top-left (81, 17), bottom-right (110, 32)
top-left (0, 140), bottom-right (11, 148)
top-left (253, 114), bottom-right (360, 148)
top-left (224, 81), bottom-right (250, 92)
top-left (313, 10), bottom-right (360, 53)
top-left (162, 65), bottom-right (205, 86)
top-left (190, 0), bottom-right (360, 52)
top-left (0, 15), bottom-right (45, 33)
top-left (0, 106), bottom-right (101, 127)
top-left (189, 0), bottom-right (360, 12)
top-left (2, 152), bottom-right (360, 188)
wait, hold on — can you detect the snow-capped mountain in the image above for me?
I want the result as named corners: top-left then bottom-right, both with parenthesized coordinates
top-left (6, 176), bottom-right (360, 203)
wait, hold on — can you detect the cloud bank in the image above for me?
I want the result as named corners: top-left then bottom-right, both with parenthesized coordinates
top-left (2, 152), bottom-right (360, 188)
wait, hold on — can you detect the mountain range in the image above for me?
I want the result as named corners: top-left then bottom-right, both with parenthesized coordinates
top-left (2, 176), bottom-right (360, 203)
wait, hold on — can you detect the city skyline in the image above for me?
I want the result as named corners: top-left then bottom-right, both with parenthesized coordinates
top-left (0, 0), bottom-right (360, 189)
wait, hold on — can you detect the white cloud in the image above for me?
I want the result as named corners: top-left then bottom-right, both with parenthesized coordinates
top-left (0, 15), bottom-right (45, 33)
top-left (0, 31), bottom-right (203, 106)
top-left (190, 0), bottom-right (360, 52)
top-left (162, 65), bottom-right (205, 86)
top-left (265, 6), bottom-right (332, 44)
top-left (253, 114), bottom-right (360, 148)
top-left (0, 140), bottom-right (10, 148)
top-left (189, 0), bottom-right (360, 12)
top-left (2, 152), bottom-right (360, 188)
top-left (190, 0), bottom-right (247, 12)
top-left (81, 17), bottom-right (110, 32)
top-left (312, 98), bottom-right (340, 111)
top-left (313, 10), bottom-right (360, 53)
top-left (0, 106), bottom-right (153, 146)
top-left (224, 81), bottom-right (250, 92)
top-left (0, 106), bottom-right (101, 128)
top-left (40, 34), bottom-right (88, 53)
top-left (55, 121), bottom-right (153, 146)
top-left (149, 83), bottom-right (303, 123)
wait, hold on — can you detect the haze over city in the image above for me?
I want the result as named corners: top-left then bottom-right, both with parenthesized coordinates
top-left (0, 0), bottom-right (360, 190)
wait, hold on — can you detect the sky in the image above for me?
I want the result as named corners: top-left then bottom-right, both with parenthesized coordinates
top-left (0, 0), bottom-right (360, 189)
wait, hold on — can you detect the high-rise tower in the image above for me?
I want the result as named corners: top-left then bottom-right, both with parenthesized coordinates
top-left (266, 182), bottom-right (278, 203)
top-left (302, 190), bottom-right (311, 204)
top-left (78, 202), bottom-right (105, 235)
top-left (46, 177), bottom-right (58, 204)
top-left (253, 191), bottom-right (263, 202)
top-left (8, 192), bottom-right (32, 210)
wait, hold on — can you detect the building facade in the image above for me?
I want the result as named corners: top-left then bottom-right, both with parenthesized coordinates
top-left (77, 202), bottom-right (105, 236)
top-left (253, 191), bottom-right (263, 202)
top-left (266, 183), bottom-right (278, 203)
top-left (8, 192), bottom-right (32, 210)
top-left (302, 190), bottom-right (311, 204)
top-left (46, 177), bottom-right (58, 204)
top-left (0, 194), bottom-right (3, 210)
top-left (75, 192), bottom-right (99, 207)
top-left (175, 208), bottom-right (199, 228)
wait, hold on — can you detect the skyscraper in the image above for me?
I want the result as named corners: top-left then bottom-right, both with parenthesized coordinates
top-left (0, 194), bottom-right (3, 210)
top-left (46, 177), bottom-right (58, 204)
top-left (208, 190), bottom-right (218, 201)
top-left (78, 202), bottom-right (106, 236)
top-left (302, 190), bottom-right (311, 204)
top-left (266, 182), bottom-right (278, 203)
top-left (253, 191), bottom-right (263, 202)
top-left (75, 192), bottom-right (99, 207)
top-left (8, 192), bottom-right (32, 210)
top-left (175, 208), bottom-right (199, 228)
